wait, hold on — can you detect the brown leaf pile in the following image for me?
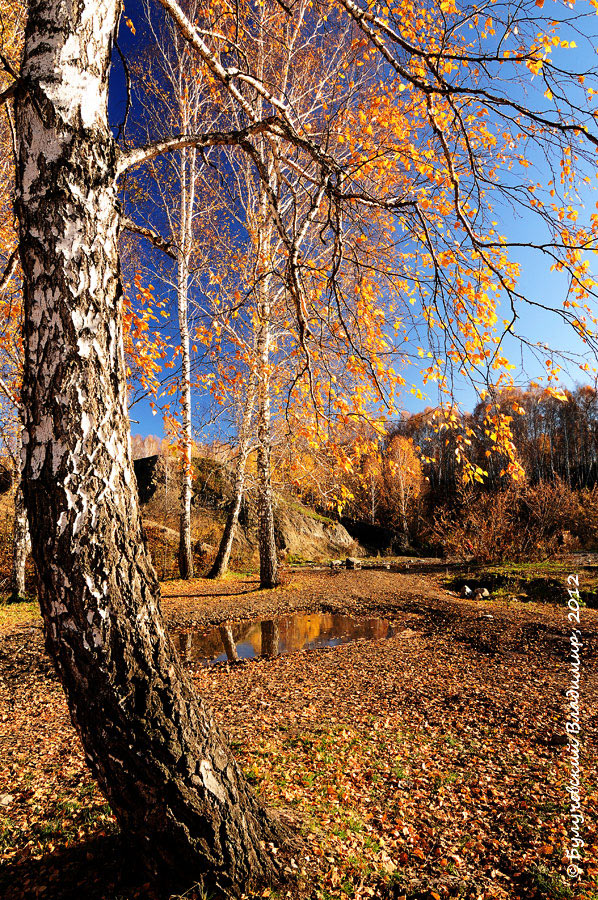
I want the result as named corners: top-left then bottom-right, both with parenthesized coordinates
top-left (0, 568), bottom-right (596, 900)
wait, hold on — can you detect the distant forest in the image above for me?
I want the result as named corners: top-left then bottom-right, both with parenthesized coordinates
top-left (297, 385), bottom-right (598, 562)
top-left (132, 385), bottom-right (598, 564)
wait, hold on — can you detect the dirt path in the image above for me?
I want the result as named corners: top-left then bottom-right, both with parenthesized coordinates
top-left (161, 568), bottom-right (598, 662)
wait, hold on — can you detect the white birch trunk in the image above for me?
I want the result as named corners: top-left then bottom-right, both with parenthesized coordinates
top-left (14, 0), bottom-right (281, 886)
top-left (177, 144), bottom-right (195, 580)
top-left (256, 273), bottom-right (278, 589)
top-left (209, 382), bottom-right (256, 579)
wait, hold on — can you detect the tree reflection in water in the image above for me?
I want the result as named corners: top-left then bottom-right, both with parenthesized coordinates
top-left (219, 625), bottom-right (239, 663)
top-left (261, 620), bottom-right (280, 658)
top-left (175, 612), bottom-right (394, 666)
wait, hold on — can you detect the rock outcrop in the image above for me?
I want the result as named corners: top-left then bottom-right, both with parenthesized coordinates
top-left (273, 503), bottom-right (363, 562)
top-left (133, 455), bottom-right (167, 505)
top-left (133, 454), bottom-right (365, 566)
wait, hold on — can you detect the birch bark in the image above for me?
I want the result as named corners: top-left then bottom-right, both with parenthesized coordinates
top-left (14, 0), bottom-right (280, 886)
top-left (177, 142), bottom-right (195, 580)
top-left (255, 234), bottom-right (279, 589)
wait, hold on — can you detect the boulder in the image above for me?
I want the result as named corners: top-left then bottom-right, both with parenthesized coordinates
top-left (133, 455), bottom-right (167, 505)
top-left (273, 502), bottom-right (364, 562)
top-left (346, 557), bottom-right (362, 570)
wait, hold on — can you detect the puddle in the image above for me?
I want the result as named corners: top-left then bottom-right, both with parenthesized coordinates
top-left (174, 612), bottom-right (394, 665)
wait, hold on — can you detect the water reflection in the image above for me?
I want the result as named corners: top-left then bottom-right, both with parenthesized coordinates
top-left (174, 612), bottom-right (394, 666)
top-left (219, 625), bottom-right (238, 662)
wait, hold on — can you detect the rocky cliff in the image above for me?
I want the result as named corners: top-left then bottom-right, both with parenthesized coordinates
top-left (133, 454), bottom-right (363, 568)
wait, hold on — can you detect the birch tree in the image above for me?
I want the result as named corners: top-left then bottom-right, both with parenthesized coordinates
top-left (13, 0), bottom-right (283, 889)
top-left (193, 0), bottom-right (365, 585)
top-left (126, 3), bottom-right (218, 579)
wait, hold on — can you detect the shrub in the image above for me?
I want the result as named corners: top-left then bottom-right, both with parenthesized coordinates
top-left (426, 479), bottom-right (582, 563)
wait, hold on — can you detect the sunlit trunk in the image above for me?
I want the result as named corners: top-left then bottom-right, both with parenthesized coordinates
top-left (177, 143), bottom-right (195, 580)
top-left (255, 200), bottom-right (278, 589)
top-left (209, 382), bottom-right (256, 578)
top-left (15, 0), bottom-right (281, 887)
top-left (256, 312), bottom-right (278, 588)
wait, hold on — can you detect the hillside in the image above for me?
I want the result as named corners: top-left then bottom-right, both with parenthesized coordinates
top-left (133, 455), bottom-right (363, 577)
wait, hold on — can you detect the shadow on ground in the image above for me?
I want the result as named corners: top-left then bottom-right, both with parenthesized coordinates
top-left (0, 834), bottom-right (143, 900)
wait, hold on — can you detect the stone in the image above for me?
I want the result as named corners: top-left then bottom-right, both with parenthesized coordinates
top-left (346, 557), bottom-right (362, 570)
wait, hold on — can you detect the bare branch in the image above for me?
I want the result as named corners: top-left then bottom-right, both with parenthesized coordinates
top-left (113, 33), bottom-right (132, 143)
top-left (116, 119), bottom-right (278, 176)
top-left (156, 0), bottom-right (291, 122)
top-left (120, 217), bottom-right (176, 259)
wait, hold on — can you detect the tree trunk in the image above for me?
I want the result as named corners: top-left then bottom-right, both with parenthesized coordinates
top-left (256, 313), bottom-right (278, 589)
top-left (177, 145), bottom-right (195, 580)
top-left (370, 471), bottom-right (376, 524)
top-left (11, 466), bottom-right (30, 601)
top-left (396, 469), bottom-right (409, 539)
top-left (15, 0), bottom-right (281, 889)
top-left (255, 205), bottom-right (278, 589)
top-left (209, 383), bottom-right (256, 579)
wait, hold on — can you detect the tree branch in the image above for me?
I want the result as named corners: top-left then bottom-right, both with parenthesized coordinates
top-left (336, 0), bottom-right (598, 148)
top-left (0, 249), bottom-right (18, 295)
top-left (115, 119), bottom-right (277, 176)
top-left (156, 0), bottom-right (284, 123)
top-left (120, 217), bottom-right (176, 259)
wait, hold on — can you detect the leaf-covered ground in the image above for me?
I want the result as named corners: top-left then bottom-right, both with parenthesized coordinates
top-left (1, 565), bottom-right (597, 900)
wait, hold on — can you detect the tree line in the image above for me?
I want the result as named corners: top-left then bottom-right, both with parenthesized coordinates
top-left (309, 385), bottom-right (598, 560)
